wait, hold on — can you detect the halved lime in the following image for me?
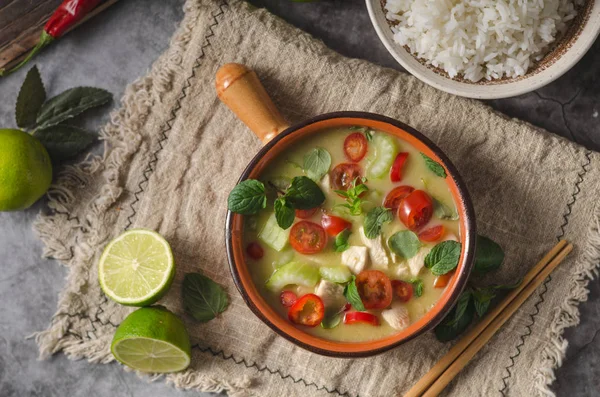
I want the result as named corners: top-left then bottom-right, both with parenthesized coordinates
top-left (98, 229), bottom-right (175, 306)
top-left (111, 306), bottom-right (191, 373)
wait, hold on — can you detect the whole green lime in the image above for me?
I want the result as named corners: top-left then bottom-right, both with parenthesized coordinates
top-left (0, 128), bottom-right (52, 211)
top-left (111, 306), bottom-right (192, 373)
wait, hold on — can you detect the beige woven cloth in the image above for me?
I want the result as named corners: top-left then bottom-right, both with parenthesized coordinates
top-left (34, 1), bottom-right (600, 396)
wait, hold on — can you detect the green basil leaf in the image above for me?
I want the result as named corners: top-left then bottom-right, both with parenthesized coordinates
top-left (420, 153), bottom-right (447, 178)
top-left (364, 206), bottom-right (393, 239)
top-left (227, 179), bottom-right (267, 215)
top-left (285, 176), bottom-right (326, 209)
top-left (274, 197), bottom-right (295, 229)
top-left (435, 290), bottom-right (474, 342)
top-left (36, 87), bottom-right (112, 129)
top-left (15, 65), bottom-right (46, 128)
top-left (432, 196), bottom-right (459, 220)
top-left (343, 276), bottom-right (365, 311)
top-left (474, 235), bottom-right (505, 275)
top-left (33, 125), bottom-right (95, 162)
top-left (334, 229), bottom-right (351, 252)
top-left (411, 278), bottom-right (424, 298)
top-left (320, 314), bottom-right (342, 329)
top-left (388, 230), bottom-right (421, 259)
top-left (182, 273), bottom-right (229, 322)
top-left (425, 240), bottom-right (462, 276)
top-left (303, 148), bottom-right (331, 181)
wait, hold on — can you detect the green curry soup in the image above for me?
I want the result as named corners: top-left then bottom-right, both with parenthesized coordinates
top-left (231, 126), bottom-right (461, 343)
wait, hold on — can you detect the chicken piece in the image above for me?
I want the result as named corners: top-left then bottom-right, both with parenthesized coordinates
top-left (314, 279), bottom-right (346, 312)
top-left (359, 226), bottom-right (389, 269)
top-left (393, 263), bottom-right (410, 278)
top-left (341, 246), bottom-right (369, 274)
top-left (407, 246), bottom-right (432, 277)
top-left (382, 303), bottom-right (411, 331)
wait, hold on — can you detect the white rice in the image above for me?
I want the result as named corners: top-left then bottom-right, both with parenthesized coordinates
top-left (384, 0), bottom-right (582, 82)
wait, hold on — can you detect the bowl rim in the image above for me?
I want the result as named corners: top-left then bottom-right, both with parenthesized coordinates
top-left (365, 0), bottom-right (600, 99)
top-left (225, 111), bottom-right (477, 357)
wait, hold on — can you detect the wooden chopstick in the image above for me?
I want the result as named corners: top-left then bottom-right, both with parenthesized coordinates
top-left (405, 240), bottom-right (572, 397)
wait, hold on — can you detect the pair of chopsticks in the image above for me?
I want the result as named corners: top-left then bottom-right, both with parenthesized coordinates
top-left (405, 240), bottom-right (573, 397)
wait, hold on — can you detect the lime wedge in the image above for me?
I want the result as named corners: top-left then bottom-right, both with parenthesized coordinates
top-left (99, 229), bottom-right (175, 306)
top-left (111, 306), bottom-right (191, 373)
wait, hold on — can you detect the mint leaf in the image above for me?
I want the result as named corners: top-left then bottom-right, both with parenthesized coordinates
top-left (334, 229), bottom-right (351, 252)
top-left (334, 177), bottom-right (369, 216)
top-left (411, 278), bottom-right (424, 297)
top-left (36, 87), bottom-right (112, 129)
top-left (435, 290), bottom-right (474, 341)
top-left (33, 125), bottom-right (95, 162)
top-left (321, 314), bottom-right (341, 329)
top-left (364, 129), bottom-right (373, 142)
top-left (303, 148), bottom-right (331, 181)
top-left (472, 287), bottom-right (496, 317)
top-left (343, 276), bottom-right (365, 311)
top-left (474, 235), bottom-right (505, 275)
top-left (182, 272), bottom-right (229, 322)
top-left (15, 65), bottom-right (45, 128)
top-left (425, 240), bottom-right (462, 275)
top-left (432, 196), bottom-right (459, 220)
top-left (388, 230), bottom-right (421, 259)
top-left (364, 206), bottom-right (392, 239)
top-left (420, 153), bottom-right (447, 178)
top-left (285, 176), bottom-right (325, 209)
top-left (274, 197), bottom-right (295, 229)
top-left (227, 179), bottom-right (267, 215)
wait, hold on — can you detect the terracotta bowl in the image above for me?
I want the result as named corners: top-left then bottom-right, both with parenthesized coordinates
top-left (217, 64), bottom-right (477, 357)
top-left (366, 0), bottom-right (600, 99)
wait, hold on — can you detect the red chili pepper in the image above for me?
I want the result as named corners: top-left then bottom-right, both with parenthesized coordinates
top-left (1, 0), bottom-right (103, 76)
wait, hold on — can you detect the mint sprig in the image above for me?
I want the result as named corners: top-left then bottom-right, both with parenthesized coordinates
top-left (335, 177), bottom-right (369, 216)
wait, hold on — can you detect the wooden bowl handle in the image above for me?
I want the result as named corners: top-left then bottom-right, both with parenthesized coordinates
top-left (216, 63), bottom-right (290, 144)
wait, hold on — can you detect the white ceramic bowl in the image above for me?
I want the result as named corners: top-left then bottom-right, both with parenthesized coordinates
top-left (366, 0), bottom-right (600, 99)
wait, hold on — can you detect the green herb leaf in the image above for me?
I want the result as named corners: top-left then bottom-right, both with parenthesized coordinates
top-left (420, 153), bottom-right (447, 178)
top-left (285, 176), bottom-right (326, 210)
top-left (321, 314), bottom-right (342, 329)
top-left (334, 229), bottom-right (351, 252)
top-left (15, 65), bottom-right (46, 128)
top-left (182, 272), bottom-right (229, 322)
top-left (36, 87), bottom-right (112, 129)
top-left (227, 179), bottom-right (267, 215)
top-left (471, 287), bottom-right (496, 317)
top-left (364, 129), bottom-right (373, 142)
top-left (432, 196), bottom-right (459, 220)
top-left (474, 235), bottom-right (505, 275)
top-left (364, 206), bottom-right (393, 239)
top-left (388, 230), bottom-right (421, 259)
top-left (411, 278), bottom-right (424, 298)
top-left (334, 177), bottom-right (369, 216)
top-left (303, 148), bottom-right (331, 181)
top-left (425, 240), bottom-right (462, 276)
top-left (435, 290), bottom-right (474, 341)
top-left (33, 125), bottom-right (95, 162)
top-left (343, 276), bottom-right (365, 311)
top-left (274, 197), bottom-right (295, 229)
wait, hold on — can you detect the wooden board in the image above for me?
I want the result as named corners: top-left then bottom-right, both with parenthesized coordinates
top-left (0, 0), bottom-right (120, 71)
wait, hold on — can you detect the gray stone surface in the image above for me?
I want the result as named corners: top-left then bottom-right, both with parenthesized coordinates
top-left (0, 0), bottom-right (598, 396)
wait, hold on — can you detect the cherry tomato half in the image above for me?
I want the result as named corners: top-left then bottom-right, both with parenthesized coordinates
top-left (343, 132), bottom-right (368, 162)
top-left (289, 221), bottom-right (327, 254)
top-left (295, 207), bottom-right (318, 219)
top-left (418, 225), bottom-right (445, 242)
top-left (398, 190), bottom-right (434, 231)
top-left (390, 152), bottom-right (409, 182)
top-left (383, 185), bottom-right (415, 212)
top-left (433, 272), bottom-right (453, 288)
top-left (356, 270), bottom-right (393, 309)
top-left (330, 163), bottom-right (363, 193)
top-left (343, 311), bottom-right (380, 326)
top-left (288, 293), bottom-right (325, 327)
top-left (391, 280), bottom-right (413, 302)
top-left (321, 214), bottom-right (352, 236)
top-left (280, 290), bottom-right (298, 307)
top-left (246, 242), bottom-right (264, 260)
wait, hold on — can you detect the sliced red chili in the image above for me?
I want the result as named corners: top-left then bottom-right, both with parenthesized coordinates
top-left (343, 311), bottom-right (380, 326)
top-left (390, 152), bottom-right (409, 182)
top-left (288, 294), bottom-right (325, 327)
top-left (434, 273), bottom-right (453, 288)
